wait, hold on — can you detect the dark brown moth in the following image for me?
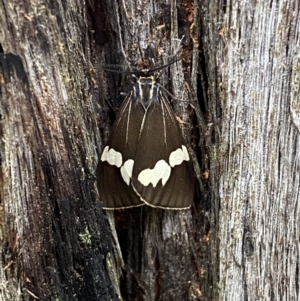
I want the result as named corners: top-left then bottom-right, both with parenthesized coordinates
top-left (96, 65), bottom-right (194, 209)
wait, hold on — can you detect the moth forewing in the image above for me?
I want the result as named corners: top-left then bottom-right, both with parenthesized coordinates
top-left (96, 94), bottom-right (145, 209)
top-left (130, 90), bottom-right (193, 209)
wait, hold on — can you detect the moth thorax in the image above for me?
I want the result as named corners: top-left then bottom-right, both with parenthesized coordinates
top-left (134, 76), bottom-right (159, 107)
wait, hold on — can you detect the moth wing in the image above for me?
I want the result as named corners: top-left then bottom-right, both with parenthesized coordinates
top-left (131, 94), bottom-right (194, 209)
top-left (97, 94), bottom-right (145, 209)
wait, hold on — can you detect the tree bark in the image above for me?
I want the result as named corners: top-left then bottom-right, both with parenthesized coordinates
top-left (0, 1), bottom-right (118, 300)
top-left (199, 0), bottom-right (300, 300)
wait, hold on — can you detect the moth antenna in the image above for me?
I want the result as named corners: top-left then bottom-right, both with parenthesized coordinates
top-left (156, 83), bottom-right (183, 103)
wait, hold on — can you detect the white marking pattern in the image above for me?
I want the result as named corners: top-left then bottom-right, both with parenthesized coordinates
top-left (169, 145), bottom-right (189, 167)
top-left (120, 159), bottom-right (134, 185)
top-left (101, 146), bottom-right (122, 168)
top-left (138, 160), bottom-right (171, 188)
top-left (137, 145), bottom-right (190, 187)
top-left (102, 144), bottom-right (189, 188)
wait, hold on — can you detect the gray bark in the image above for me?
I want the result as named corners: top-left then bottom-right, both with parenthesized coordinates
top-left (200, 0), bottom-right (300, 300)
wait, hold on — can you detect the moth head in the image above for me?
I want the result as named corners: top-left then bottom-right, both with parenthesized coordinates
top-left (133, 75), bottom-right (159, 108)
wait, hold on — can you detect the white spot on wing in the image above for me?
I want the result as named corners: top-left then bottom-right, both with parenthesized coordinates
top-left (169, 145), bottom-right (190, 167)
top-left (138, 160), bottom-right (171, 187)
top-left (120, 159), bottom-right (134, 185)
top-left (101, 146), bottom-right (122, 168)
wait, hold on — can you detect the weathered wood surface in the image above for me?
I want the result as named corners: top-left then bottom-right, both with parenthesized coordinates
top-left (0, 1), bottom-right (118, 300)
top-left (199, 0), bottom-right (300, 300)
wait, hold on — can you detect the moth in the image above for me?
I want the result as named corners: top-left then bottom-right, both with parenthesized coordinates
top-left (96, 62), bottom-right (194, 209)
